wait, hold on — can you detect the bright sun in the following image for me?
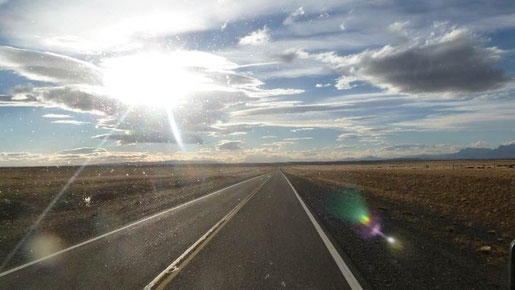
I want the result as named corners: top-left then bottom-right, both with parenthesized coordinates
top-left (101, 51), bottom-right (210, 107)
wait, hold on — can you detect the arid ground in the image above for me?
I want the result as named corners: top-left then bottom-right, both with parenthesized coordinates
top-left (283, 160), bottom-right (515, 289)
top-left (1, 161), bottom-right (513, 289)
top-left (0, 164), bottom-right (270, 268)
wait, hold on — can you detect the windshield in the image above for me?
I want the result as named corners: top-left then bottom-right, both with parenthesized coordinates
top-left (0, 1), bottom-right (514, 289)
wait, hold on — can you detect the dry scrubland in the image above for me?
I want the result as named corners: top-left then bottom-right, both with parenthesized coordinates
top-left (284, 160), bottom-right (515, 273)
top-left (0, 164), bottom-right (270, 266)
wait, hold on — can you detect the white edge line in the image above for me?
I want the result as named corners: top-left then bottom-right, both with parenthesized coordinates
top-left (0, 174), bottom-right (267, 278)
top-left (144, 176), bottom-right (271, 290)
top-left (280, 171), bottom-right (364, 290)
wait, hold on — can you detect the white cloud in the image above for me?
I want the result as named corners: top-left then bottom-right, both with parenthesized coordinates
top-left (283, 137), bottom-right (312, 141)
top-left (92, 131), bottom-right (203, 145)
top-left (0, 149), bottom-right (151, 166)
top-left (239, 26), bottom-right (270, 46)
top-left (221, 20), bottom-right (229, 31)
top-left (283, 6), bottom-right (305, 25)
top-left (262, 141), bottom-right (295, 147)
top-left (373, 143), bottom-right (462, 158)
top-left (290, 127), bottom-right (314, 132)
top-left (228, 131), bottom-right (247, 136)
top-left (51, 120), bottom-right (90, 125)
top-left (42, 113), bottom-right (71, 119)
top-left (0, 46), bottom-right (101, 85)
top-left (470, 141), bottom-right (489, 148)
top-left (261, 135), bottom-right (277, 139)
top-left (0, 1), bottom-right (348, 53)
top-left (216, 140), bottom-right (244, 151)
top-left (1, 1), bottom-right (515, 164)
top-left (337, 133), bottom-right (359, 141)
top-left (388, 20), bottom-right (410, 34)
top-left (394, 98), bottom-right (515, 131)
top-left (0, 47), bottom-right (306, 143)
top-left (335, 76), bottom-right (359, 90)
top-left (58, 147), bottom-right (107, 155)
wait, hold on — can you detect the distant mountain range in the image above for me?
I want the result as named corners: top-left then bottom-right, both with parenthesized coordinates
top-left (407, 143), bottom-right (515, 160)
top-left (74, 143), bottom-right (515, 168)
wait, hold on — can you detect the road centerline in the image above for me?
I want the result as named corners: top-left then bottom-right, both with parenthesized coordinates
top-left (145, 176), bottom-right (271, 290)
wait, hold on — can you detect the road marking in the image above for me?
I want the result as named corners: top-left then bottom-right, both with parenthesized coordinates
top-left (280, 171), bottom-right (364, 290)
top-left (0, 174), bottom-right (268, 278)
top-left (145, 176), bottom-right (270, 290)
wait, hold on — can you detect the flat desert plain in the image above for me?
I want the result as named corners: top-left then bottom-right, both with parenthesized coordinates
top-left (283, 160), bottom-right (515, 289)
top-left (0, 164), bottom-right (270, 268)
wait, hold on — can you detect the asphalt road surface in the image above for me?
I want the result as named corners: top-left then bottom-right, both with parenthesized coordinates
top-left (0, 170), bottom-right (361, 289)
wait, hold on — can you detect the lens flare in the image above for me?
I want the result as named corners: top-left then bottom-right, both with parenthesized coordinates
top-left (359, 215), bottom-right (371, 224)
top-left (327, 187), bottom-right (399, 248)
top-left (24, 232), bottom-right (65, 265)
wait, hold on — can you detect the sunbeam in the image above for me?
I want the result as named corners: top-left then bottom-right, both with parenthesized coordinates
top-left (165, 107), bottom-right (185, 151)
top-left (0, 108), bottom-right (133, 271)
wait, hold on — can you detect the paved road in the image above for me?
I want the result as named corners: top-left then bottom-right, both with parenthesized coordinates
top-left (165, 170), bottom-right (353, 289)
top-left (0, 170), bottom-right (359, 289)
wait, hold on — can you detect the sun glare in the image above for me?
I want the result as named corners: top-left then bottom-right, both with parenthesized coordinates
top-left (101, 51), bottom-right (210, 107)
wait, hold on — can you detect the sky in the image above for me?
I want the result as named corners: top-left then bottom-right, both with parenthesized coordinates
top-left (0, 0), bottom-right (514, 166)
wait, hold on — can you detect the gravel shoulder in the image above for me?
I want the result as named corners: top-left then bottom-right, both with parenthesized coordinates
top-left (283, 163), bottom-right (513, 289)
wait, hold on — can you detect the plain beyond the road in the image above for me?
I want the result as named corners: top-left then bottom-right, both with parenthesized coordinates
top-left (0, 170), bottom-right (360, 289)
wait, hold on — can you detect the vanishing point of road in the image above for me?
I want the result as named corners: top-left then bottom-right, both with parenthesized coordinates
top-left (0, 170), bottom-right (364, 289)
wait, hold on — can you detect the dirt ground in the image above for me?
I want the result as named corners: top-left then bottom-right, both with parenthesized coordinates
top-left (0, 164), bottom-right (270, 268)
top-left (283, 160), bottom-right (515, 289)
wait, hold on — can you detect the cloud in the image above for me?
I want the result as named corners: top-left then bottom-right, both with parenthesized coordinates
top-left (221, 20), bottom-right (229, 31)
top-left (0, 47), bottom-right (307, 144)
top-left (381, 144), bottom-right (431, 151)
top-left (283, 137), bottom-right (312, 141)
top-left (0, 46), bottom-right (101, 85)
top-left (470, 141), bottom-right (489, 148)
top-left (51, 120), bottom-right (90, 125)
top-left (2, 1), bottom-right (515, 164)
top-left (58, 147), bottom-right (108, 155)
top-left (42, 113), bottom-right (71, 119)
top-left (312, 28), bottom-right (511, 94)
top-left (283, 6), bottom-right (305, 25)
top-left (239, 26), bottom-right (270, 46)
top-left (393, 97), bottom-right (515, 131)
top-left (233, 103), bottom-right (349, 116)
top-left (290, 127), bottom-right (313, 132)
top-left (261, 135), bottom-right (277, 139)
top-left (379, 143), bottom-right (461, 156)
top-left (0, 149), bottom-right (152, 166)
top-left (9, 85), bottom-right (125, 115)
top-left (92, 132), bottom-right (203, 145)
top-left (216, 140), bottom-right (244, 151)
top-left (207, 123), bottom-right (259, 137)
top-left (337, 133), bottom-right (359, 141)
top-left (0, 1), bottom-right (345, 53)
top-left (228, 131), bottom-right (247, 136)
top-left (388, 20), bottom-right (410, 34)
top-left (262, 141), bottom-right (295, 147)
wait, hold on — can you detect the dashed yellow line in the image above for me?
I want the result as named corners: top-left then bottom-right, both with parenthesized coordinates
top-left (147, 176), bottom-right (270, 290)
